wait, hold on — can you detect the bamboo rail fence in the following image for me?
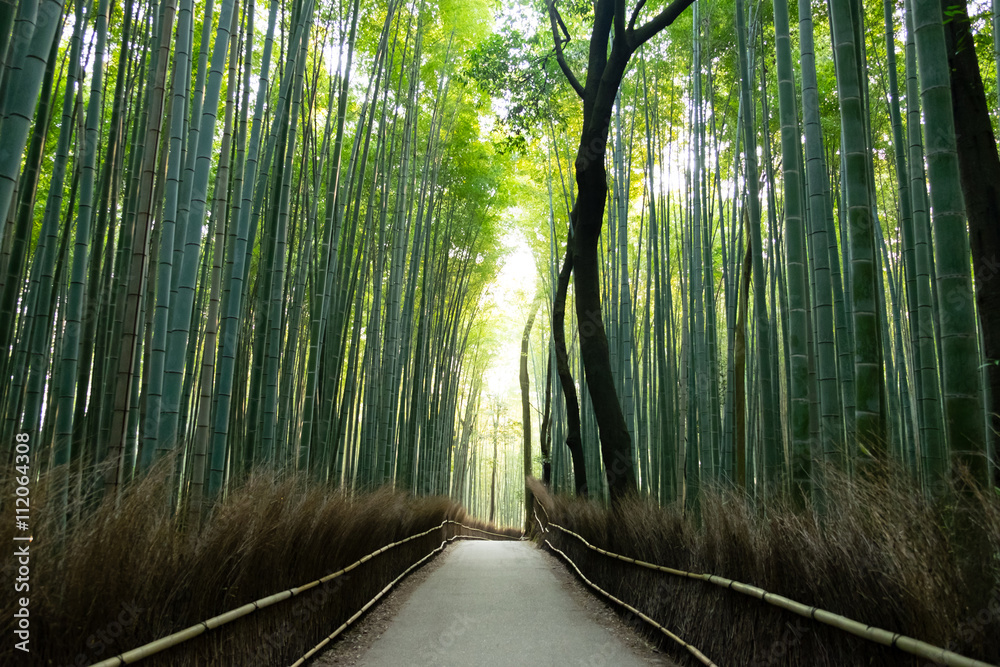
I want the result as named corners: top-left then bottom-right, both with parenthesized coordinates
top-left (537, 509), bottom-right (996, 667)
top-left (90, 520), bottom-right (520, 666)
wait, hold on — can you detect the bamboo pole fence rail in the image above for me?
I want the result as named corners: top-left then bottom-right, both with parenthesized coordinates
top-left (90, 521), bottom-right (520, 666)
top-left (537, 511), bottom-right (996, 667)
top-left (533, 510), bottom-right (716, 666)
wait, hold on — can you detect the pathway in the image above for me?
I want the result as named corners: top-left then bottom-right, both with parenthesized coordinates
top-left (353, 540), bottom-right (666, 666)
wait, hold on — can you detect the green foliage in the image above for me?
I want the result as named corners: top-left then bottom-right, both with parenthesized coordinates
top-left (463, 23), bottom-right (569, 152)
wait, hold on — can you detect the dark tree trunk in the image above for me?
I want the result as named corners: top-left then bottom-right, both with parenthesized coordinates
top-left (489, 432), bottom-right (497, 525)
top-left (548, 0), bottom-right (694, 503)
top-left (540, 351), bottom-right (553, 485)
top-left (566, 0), bottom-right (634, 503)
top-left (521, 300), bottom-right (540, 533)
top-left (942, 0), bottom-right (1000, 484)
top-left (572, 155), bottom-right (637, 501)
top-left (553, 246), bottom-right (588, 497)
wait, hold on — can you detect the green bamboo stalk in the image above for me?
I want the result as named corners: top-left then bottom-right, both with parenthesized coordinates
top-left (703, 58), bottom-right (723, 483)
top-left (912, 0), bottom-right (988, 486)
top-left (258, 0), bottom-right (314, 465)
top-left (773, 0), bottom-right (812, 504)
top-left (52, 0), bottom-right (109, 532)
top-left (0, 0), bottom-right (16, 82)
top-left (378, 11), bottom-right (422, 485)
top-left (0, 10), bottom-right (60, 409)
top-left (903, 0), bottom-right (944, 487)
top-left (690, 3), bottom-right (711, 493)
top-left (798, 0), bottom-right (843, 469)
top-left (104, 0), bottom-right (174, 498)
top-left (15, 0), bottom-right (83, 443)
top-left (300, 0), bottom-right (361, 473)
top-left (159, 0), bottom-right (237, 455)
top-left (190, 1), bottom-right (238, 517)
top-left (736, 0), bottom-right (779, 492)
top-left (142, 0), bottom-right (194, 467)
top-left (0, 0), bottom-right (63, 229)
top-left (208, 0), bottom-right (278, 497)
top-left (884, 0), bottom-right (923, 472)
top-left (90, 0), bottom-right (138, 471)
top-left (829, 0), bottom-right (887, 457)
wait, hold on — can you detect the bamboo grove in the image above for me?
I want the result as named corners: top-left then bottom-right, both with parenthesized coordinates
top-left (1, 0), bottom-right (999, 530)
top-left (0, 0), bottom-right (513, 526)
top-left (509, 0), bottom-right (999, 509)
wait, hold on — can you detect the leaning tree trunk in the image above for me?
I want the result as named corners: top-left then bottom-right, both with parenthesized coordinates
top-left (540, 350), bottom-right (553, 485)
top-left (547, 0), bottom-right (694, 503)
top-left (572, 131), bottom-right (637, 501)
top-left (521, 299), bottom-right (540, 533)
top-left (552, 246), bottom-right (588, 496)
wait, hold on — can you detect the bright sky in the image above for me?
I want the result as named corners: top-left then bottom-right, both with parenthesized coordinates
top-left (480, 218), bottom-right (538, 398)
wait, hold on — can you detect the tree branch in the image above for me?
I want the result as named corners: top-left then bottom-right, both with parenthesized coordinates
top-left (627, 0), bottom-right (648, 34)
top-left (614, 0), bottom-right (626, 46)
top-left (547, 0), bottom-right (585, 99)
top-left (583, 0), bottom-right (616, 126)
top-left (627, 0), bottom-right (697, 52)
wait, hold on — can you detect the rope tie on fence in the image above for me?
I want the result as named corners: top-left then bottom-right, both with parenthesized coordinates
top-left (540, 515), bottom-right (997, 667)
top-left (533, 507), bottom-right (547, 535)
top-left (90, 520), bottom-right (507, 666)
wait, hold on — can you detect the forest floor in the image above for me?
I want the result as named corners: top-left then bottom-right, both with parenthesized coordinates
top-left (313, 540), bottom-right (677, 666)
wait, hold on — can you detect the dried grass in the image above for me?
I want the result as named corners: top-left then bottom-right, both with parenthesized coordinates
top-left (0, 463), bottom-right (516, 666)
top-left (530, 466), bottom-right (1000, 666)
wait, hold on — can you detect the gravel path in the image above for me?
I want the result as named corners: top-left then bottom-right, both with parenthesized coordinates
top-left (312, 540), bottom-right (678, 666)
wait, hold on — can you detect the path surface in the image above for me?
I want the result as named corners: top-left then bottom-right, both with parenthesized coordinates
top-left (353, 540), bottom-right (663, 666)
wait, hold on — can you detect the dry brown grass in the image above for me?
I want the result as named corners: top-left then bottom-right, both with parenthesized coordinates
top-left (0, 462), bottom-right (517, 666)
top-left (530, 466), bottom-right (1000, 666)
